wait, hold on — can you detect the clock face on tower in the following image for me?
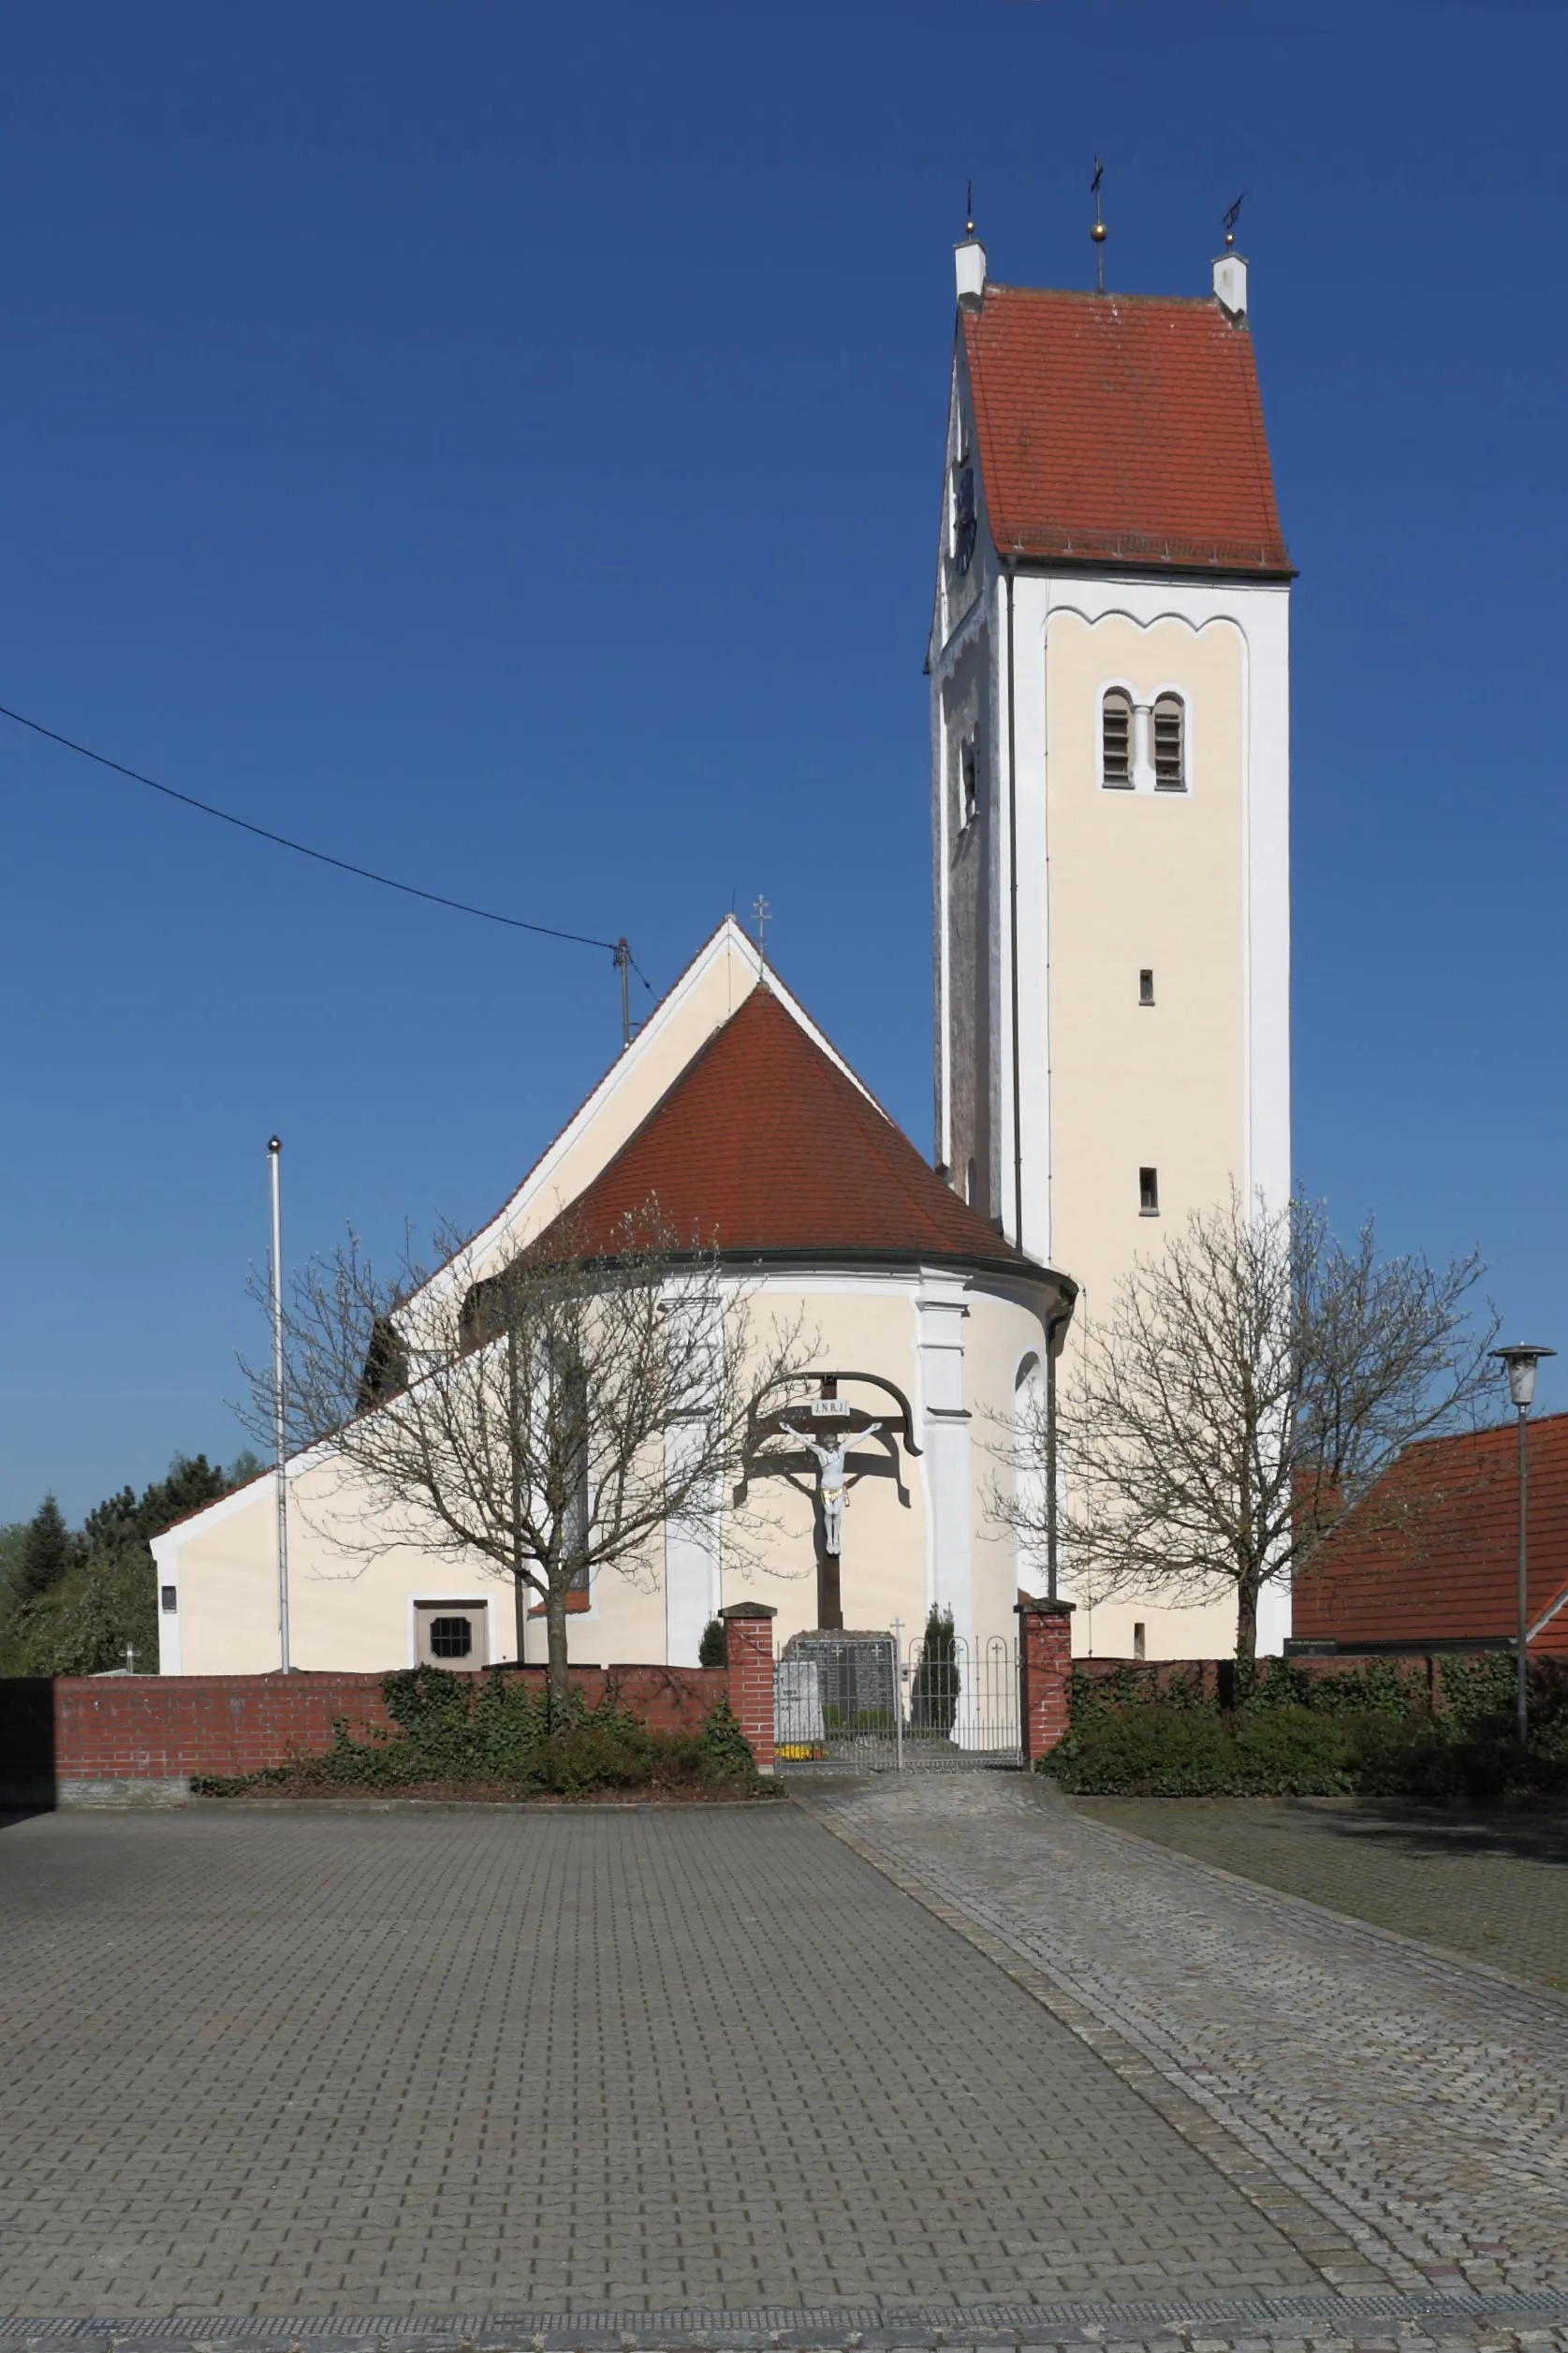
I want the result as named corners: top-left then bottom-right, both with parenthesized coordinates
top-left (951, 464), bottom-right (977, 575)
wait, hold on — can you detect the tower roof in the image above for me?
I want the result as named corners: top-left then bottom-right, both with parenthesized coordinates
top-left (961, 286), bottom-right (1291, 577)
top-left (530, 981), bottom-right (1041, 1278)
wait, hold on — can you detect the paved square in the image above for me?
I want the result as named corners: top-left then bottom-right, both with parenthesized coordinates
top-left (0, 1802), bottom-right (1323, 2318)
top-left (804, 1774), bottom-right (1568, 2302)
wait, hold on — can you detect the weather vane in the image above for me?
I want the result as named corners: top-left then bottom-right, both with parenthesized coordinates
top-left (1223, 194), bottom-right (1244, 249)
top-left (1090, 157), bottom-right (1106, 293)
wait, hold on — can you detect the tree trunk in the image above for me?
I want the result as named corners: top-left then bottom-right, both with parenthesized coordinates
top-left (1235, 1577), bottom-right (1260, 1665)
top-left (544, 1583), bottom-right (571, 1723)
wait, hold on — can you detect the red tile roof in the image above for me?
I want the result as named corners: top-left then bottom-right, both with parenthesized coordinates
top-left (961, 286), bottom-right (1290, 575)
top-left (1295, 1414), bottom-right (1568, 1654)
top-left (530, 982), bottom-right (1042, 1275)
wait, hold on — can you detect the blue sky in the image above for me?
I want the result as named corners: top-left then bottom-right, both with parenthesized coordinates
top-left (3, 0), bottom-right (1564, 1522)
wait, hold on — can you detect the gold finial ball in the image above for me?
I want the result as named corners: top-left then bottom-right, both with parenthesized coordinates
top-left (1091, 220), bottom-right (1107, 244)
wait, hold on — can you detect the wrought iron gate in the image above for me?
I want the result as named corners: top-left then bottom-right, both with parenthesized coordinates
top-left (775, 1628), bottom-right (1020, 1771)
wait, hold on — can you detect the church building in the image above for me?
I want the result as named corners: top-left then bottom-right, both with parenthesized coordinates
top-left (931, 221), bottom-right (1294, 1656)
top-left (156, 921), bottom-right (1076, 1678)
top-left (157, 216), bottom-right (1295, 1680)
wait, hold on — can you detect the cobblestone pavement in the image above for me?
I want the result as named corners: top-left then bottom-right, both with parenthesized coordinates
top-left (1069, 1801), bottom-right (1568, 1991)
top-left (798, 1775), bottom-right (1568, 2302)
top-left (0, 1804), bottom-right (1332, 2319)
top-left (5, 2308), bottom-right (1568, 2353)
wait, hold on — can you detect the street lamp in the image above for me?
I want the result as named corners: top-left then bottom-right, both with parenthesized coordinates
top-left (1490, 1344), bottom-right (1555, 1745)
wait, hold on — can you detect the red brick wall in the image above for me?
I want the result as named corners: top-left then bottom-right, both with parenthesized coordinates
top-left (1017, 1601), bottom-right (1075, 1761)
top-left (720, 1604), bottom-right (776, 1772)
top-left (0, 1663), bottom-right (731, 1796)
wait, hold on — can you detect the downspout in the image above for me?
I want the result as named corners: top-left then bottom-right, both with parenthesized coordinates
top-left (1044, 1299), bottom-right (1071, 1602)
top-left (1005, 561), bottom-right (1023, 1250)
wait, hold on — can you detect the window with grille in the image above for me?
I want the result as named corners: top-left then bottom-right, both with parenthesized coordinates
top-left (430, 1615), bottom-right (474, 1658)
top-left (1102, 689), bottom-right (1133, 787)
top-left (1139, 1167), bottom-right (1160, 1215)
top-left (1153, 693), bottom-right (1186, 789)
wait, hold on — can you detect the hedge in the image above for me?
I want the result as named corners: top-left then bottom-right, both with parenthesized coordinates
top-left (195, 1667), bottom-right (772, 1800)
top-left (1044, 1654), bottom-right (1568, 1800)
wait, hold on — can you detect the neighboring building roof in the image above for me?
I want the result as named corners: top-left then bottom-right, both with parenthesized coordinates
top-left (961, 286), bottom-right (1291, 577)
top-left (528, 980), bottom-right (1047, 1279)
top-left (1295, 1413), bottom-right (1568, 1654)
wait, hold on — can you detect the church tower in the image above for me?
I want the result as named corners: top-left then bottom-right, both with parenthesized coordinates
top-left (930, 225), bottom-right (1294, 1652)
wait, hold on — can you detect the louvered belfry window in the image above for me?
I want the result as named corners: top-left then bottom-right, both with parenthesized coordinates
top-left (1153, 693), bottom-right (1186, 790)
top-left (1102, 689), bottom-right (1133, 787)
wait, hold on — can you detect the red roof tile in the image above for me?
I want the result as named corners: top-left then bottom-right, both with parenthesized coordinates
top-left (962, 286), bottom-right (1290, 575)
top-left (530, 983), bottom-right (1039, 1274)
top-left (1296, 1414), bottom-right (1568, 1654)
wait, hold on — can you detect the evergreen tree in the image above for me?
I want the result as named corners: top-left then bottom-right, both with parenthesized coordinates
top-left (908, 1604), bottom-right (959, 1737)
top-left (697, 1617), bottom-right (726, 1669)
top-left (16, 1495), bottom-right (76, 1603)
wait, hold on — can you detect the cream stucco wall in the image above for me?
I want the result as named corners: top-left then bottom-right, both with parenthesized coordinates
top-left (1044, 610), bottom-right (1246, 1318)
top-left (155, 1264), bottom-right (1066, 1678)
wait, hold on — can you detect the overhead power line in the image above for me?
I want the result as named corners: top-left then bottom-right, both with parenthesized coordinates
top-left (0, 696), bottom-right (638, 961)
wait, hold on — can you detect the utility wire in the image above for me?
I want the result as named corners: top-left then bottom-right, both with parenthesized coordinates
top-left (0, 697), bottom-right (636, 960)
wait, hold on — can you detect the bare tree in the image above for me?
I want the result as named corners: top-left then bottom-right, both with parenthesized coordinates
top-left (998, 1190), bottom-right (1498, 1660)
top-left (245, 1202), bottom-right (812, 1710)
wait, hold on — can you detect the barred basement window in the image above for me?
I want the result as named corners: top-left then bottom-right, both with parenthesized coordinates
top-left (1153, 693), bottom-right (1186, 790)
top-left (1138, 1166), bottom-right (1160, 1215)
top-left (1102, 688), bottom-right (1133, 787)
top-left (429, 1615), bottom-right (474, 1658)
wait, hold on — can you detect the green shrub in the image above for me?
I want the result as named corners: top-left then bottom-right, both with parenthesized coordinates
top-left (909, 1605), bottom-right (959, 1735)
top-left (697, 1696), bottom-right (758, 1783)
top-left (697, 1617), bottom-right (727, 1669)
top-left (193, 1668), bottom-right (769, 1800)
top-left (1046, 1702), bottom-right (1359, 1796)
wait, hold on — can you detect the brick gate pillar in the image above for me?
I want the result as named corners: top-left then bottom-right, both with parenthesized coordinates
top-left (1016, 1599), bottom-right (1075, 1764)
top-left (720, 1602), bottom-right (777, 1774)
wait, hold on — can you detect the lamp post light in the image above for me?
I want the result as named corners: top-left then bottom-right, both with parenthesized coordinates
top-left (1490, 1343), bottom-right (1555, 1745)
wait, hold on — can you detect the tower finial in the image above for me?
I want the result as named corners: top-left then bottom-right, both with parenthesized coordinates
top-left (965, 177), bottom-right (974, 239)
top-left (1090, 156), bottom-right (1107, 294)
top-left (1223, 193), bottom-right (1243, 250)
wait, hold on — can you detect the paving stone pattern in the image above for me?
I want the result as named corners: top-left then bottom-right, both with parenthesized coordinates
top-left (1072, 1800), bottom-right (1568, 1991)
top-left (0, 1806), bottom-right (1321, 2318)
top-left (801, 1777), bottom-right (1568, 2302)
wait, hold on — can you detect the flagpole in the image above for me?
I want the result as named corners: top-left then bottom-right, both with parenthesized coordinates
top-left (268, 1136), bottom-right (291, 1673)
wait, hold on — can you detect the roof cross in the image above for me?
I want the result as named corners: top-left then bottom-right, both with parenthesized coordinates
top-left (753, 894), bottom-right (770, 960)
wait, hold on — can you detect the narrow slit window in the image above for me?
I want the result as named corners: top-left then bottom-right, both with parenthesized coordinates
top-left (1138, 1166), bottom-right (1160, 1215)
top-left (1102, 689), bottom-right (1133, 787)
top-left (1153, 693), bottom-right (1185, 790)
top-left (1133, 1623), bottom-right (1147, 1660)
top-left (960, 738), bottom-right (978, 829)
top-left (1138, 968), bottom-right (1154, 1006)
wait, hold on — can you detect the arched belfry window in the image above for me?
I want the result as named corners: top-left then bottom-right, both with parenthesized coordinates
top-left (1153, 693), bottom-right (1186, 791)
top-left (1102, 688), bottom-right (1133, 788)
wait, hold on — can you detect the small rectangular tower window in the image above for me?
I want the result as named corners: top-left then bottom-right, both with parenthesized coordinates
top-left (1138, 1167), bottom-right (1160, 1215)
top-left (960, 738), bottom-right (978, 829)
top-left (160, 1585), bottom-right (177, 1613)
top-left (1133, 1623), bottom-right (1147, 1660)
top-left (1153, 694), bottom-right (1186, 790)
top-left (1138, 968), bottom-right (1154, 1006)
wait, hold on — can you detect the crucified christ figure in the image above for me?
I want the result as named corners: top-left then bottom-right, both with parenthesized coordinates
top-left (778, 1419), bottom-right (883, 1557)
